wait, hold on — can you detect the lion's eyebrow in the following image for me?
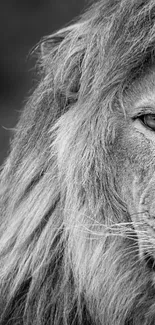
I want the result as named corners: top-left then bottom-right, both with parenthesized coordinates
top-left (133, 98), bottom-right (155, 113)
top-left (135, 87), bottom-right (155, 109)
top-left (124, 89), bottom-right (155, 116)
top-left (128, 103), bottom-right (155, 118)
top-left (135, 100), bottom-right (155, 109)
top-left (123, 98), bottom-right (155, 117)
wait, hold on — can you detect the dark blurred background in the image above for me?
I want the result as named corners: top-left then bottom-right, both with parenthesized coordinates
top-left (0, 0), bottom-right (87, 166)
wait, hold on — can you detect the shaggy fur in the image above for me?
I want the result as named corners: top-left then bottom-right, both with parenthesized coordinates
top-left (1, 0), bottom-right (155, 324)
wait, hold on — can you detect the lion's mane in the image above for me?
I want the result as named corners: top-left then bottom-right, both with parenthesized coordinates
top-left (1, 0), bottom-right (155, 324)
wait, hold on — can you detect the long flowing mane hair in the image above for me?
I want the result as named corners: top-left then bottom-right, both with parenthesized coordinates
top-left (1, 0), bottom-right (155, 324)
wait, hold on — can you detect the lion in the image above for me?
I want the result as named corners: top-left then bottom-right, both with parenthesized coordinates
top-left (1, 0), bottom-right (155, 324)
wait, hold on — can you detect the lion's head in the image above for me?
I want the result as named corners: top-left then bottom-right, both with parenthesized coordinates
top-left (1, 0), bottom-right (155, 324)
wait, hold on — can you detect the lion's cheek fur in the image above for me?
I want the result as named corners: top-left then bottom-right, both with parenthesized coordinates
top-left (113, 123), bottom-right (155, 209)
top-left (113, 124), bottom-right (155, 272)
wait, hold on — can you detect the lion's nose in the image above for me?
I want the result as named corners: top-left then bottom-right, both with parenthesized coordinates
top-left (144, 252), bottom-right (155, 271)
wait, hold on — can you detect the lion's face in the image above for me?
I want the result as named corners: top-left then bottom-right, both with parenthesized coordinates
top-left (114, 69), bottom-right (155, 272)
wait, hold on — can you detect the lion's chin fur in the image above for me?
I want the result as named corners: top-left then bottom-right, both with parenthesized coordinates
top-left (1, 0), bottom-right (155, 324)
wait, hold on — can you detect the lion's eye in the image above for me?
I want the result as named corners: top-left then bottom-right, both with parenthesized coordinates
top-left (139, 114), bottom-right (155, 131)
